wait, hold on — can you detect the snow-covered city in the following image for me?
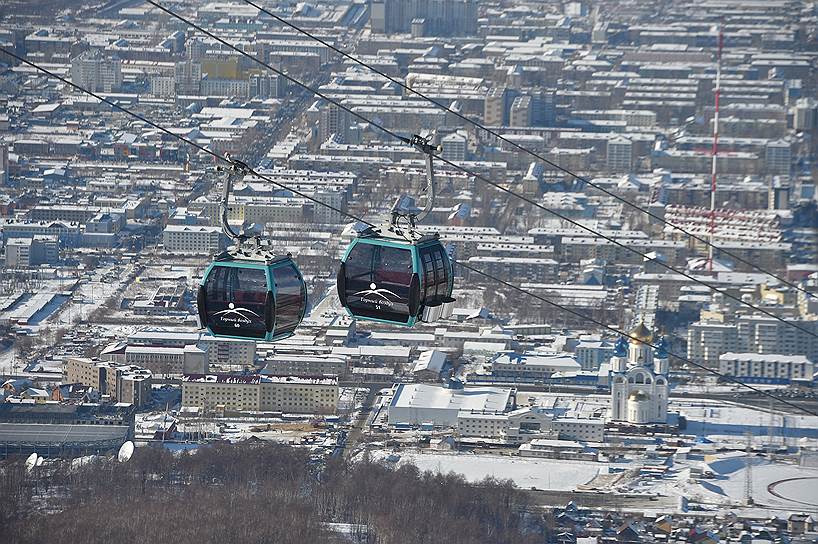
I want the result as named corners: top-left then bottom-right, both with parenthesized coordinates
top-left (1, 0), bottom-right (818, 542)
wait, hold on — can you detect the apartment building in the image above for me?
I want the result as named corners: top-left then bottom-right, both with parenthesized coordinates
top-left (489, 352), bottom-right (581, 382)
top-left (126, 329), bottom-right (256, 367)
top-left (162, 225), bottom-right (226, 254)
top-left (465, 256), bottom-right (559, 284)
top-left (29, 205), bottom-right (101, 223)
top-left (484, 87), bottom-right (508, 126)
top-left (70, 49), bottom-right (122, 93)
top-left (719, 353), bottom-right (814, 383)
top-left (181, 374), bottom-right (338, 414)
top-left (262, 354), bottom-right (348, 377)
top-left (688, 316), bottom-right (818, 367)
top-left (686, 321), bottom-right (740, 366)
top-left (124, 344), bottom-right (209, 376)
top-left (64, 357), bottom-right (152, 407)
top-left (509, 95), bottom-right (532, 127)
top-left (575, 339), bottom-right (616, 371)
top-left (737, 315), bottom-right (818, 363)
top-left (606, 136), bottom-right (633, 173)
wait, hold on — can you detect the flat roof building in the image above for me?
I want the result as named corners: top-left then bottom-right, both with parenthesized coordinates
top-left (388, 383), bottom-right (515, 427)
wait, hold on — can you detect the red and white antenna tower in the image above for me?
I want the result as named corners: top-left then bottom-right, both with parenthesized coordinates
top-left (708, 22), bottom-right (724, 273)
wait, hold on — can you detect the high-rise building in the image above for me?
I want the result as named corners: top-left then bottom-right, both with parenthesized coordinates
top-left (70, 49), bottom-right (122, 93)
top-left (687, 320), bottom-right (740, 366)
top-left (509, 95), bottom-right (532, 127)
top-left (249, 74), bottom-right (284, 99)
top-left (186, 38), bottom-right (207, 61)
top-left (607, 136), bottom-right (633, 173)
top-left (150, 75), bottom-right (175, 98)
top-left (484, 87), bottom-right (509, 126)
top-left (768, 179), bottom-right (790, 210)
top-left (688, 315), bottom-right (818, 366)
top-left (532, 91), bottom-right (556, 126)
top-left (737, 315), bottom-right (818, 363)
top-left (371, 0), bottom-right (477, 36)
top-left (175, 59), bottom-right (202, 95)
top-left (319, 103), bottom-right (350, 143)
top-left (792, 97), bottom-right (817, 131)
top-left (765, 139), bottom-right (791, 175)
top-left (441, 131), bottom-right (467, 162)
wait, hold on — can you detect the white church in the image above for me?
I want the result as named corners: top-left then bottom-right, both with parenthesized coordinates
top-left (610, 323), bottom-right (669, 425)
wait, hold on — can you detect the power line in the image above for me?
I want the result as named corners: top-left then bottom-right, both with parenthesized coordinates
top-left (0, 49), bottom-right (367, 228)
top-left (145, 2), bottom-right (818, 341)
top-left (433, 153), bottom-right (818, 340)
top-left (455, 261), bottom-right (818, 418)
top-left (235, 0), bottom-right (815, 302)
top-left (3, 47), bottom-right (815, 419)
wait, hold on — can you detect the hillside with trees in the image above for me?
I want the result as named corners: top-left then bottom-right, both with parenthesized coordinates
top-left (2, 443), bottom-right (547, 544)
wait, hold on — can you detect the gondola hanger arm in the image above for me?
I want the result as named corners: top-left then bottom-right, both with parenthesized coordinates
top-left (391, 133), bottom-right (442, 227)
top-left (217, 153), bottom-right (252, 246)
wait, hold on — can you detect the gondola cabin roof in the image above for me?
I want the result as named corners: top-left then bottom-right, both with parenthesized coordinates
top-left (353, 222), bottom-right (440, 245)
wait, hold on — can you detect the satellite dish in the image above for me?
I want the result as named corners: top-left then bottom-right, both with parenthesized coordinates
top-left (25, 452), bottom-right (38, 471)
top-left (117, 441), bottom-right (134, 463)
top-left (36, 456), bottom-right (44, 466)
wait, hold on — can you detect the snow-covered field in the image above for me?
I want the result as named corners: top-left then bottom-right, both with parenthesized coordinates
top-left (672, 398), bottom-right (818, 441)
top-left (0, 344), bottom-right (16, 375)
top-left (371, 450), bottom-right (607, 491)
top-left (49, 263), bottom-right (135, 327)
top-left (714, 458), bottom-right (818, 513)
top-left (626, 452), bottom-right (818, 517)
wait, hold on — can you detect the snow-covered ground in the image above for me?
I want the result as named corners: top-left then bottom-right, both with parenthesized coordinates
top-left (0, 343), bottom-right (17, 375)
top-left (370, 450), bottom-right (607, 491)
top-left (674, 382), bottom-right (791, 395)
top-left (673, 398), bottom-right (818, 441)
top-left (48, 263), bottom-right (134, 327)
top-left (639, 453), bottom-right (818, 517)
top-left (714, 457), bottom-right (818, 513)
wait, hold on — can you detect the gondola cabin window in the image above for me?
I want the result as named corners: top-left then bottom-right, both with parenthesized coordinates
top-left (343, 242), bottom-right (414, 324)
top-left (204, 265), bottom-right (268, 339)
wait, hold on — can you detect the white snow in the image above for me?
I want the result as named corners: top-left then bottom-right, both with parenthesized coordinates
top-left (372, 450), bottom-right (606, 491)
top-left (672, 398), bottom-right (818, 441)
top-left (717, 459), bottom-right (818, 512)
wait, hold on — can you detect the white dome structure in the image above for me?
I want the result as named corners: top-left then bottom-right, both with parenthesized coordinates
top-left (627, 390), bottom-right (652, 424)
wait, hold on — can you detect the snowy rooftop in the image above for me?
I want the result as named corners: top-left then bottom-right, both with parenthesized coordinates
top-left (493, 352), bottom-right (581, 372)
top-left (390, 384), bottom-right (512, 412)
top-left (720, 352), bottom-right (813, 364)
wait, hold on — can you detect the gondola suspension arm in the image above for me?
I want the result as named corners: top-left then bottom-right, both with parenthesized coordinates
top-left (391, 134), bottom-right (442, 229)
top-left (217, 154), bottom-right (251, 248)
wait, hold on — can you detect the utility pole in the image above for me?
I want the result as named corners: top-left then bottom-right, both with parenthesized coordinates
top-left (766, 394), bottom-right (776, 455)
top-left (744, 431), bottom-right (754, 506)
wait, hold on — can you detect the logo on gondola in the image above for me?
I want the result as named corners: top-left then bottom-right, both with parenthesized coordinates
top-left (214, 302), bottom-right (260, 327)
top-left (353, 282), bottom-right (401, 307)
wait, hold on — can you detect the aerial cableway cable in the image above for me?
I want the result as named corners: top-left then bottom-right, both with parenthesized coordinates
top-left (143, 1), bottom-right (818, 342)
top-left (0, 50), bottom-right (367, 225)
top-left (3, 46), bottom-right (817, 417)
top-left (455, 260), bottom-right (818, 418)
top-left (236, 0), bottom-right (816, 302)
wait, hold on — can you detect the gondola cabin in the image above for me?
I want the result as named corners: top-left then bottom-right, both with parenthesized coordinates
top-left (198, 253), bottom-right (307, 341)
top-left (337, 230), bottom-right (454, 326)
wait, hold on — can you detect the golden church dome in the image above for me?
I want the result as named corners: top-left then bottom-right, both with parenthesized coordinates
top-left (629, 322), bottom-right (653, 344)
top-left (628, 390), bottom-right (650, 402)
